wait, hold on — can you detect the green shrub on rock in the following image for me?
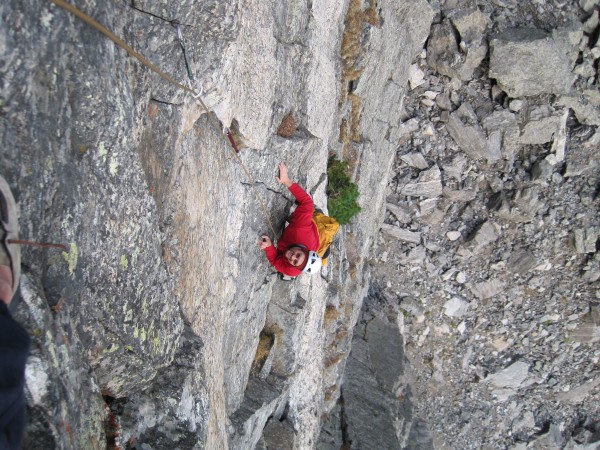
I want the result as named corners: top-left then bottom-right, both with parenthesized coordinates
top-left (326, 156), bottom-right (361, 224)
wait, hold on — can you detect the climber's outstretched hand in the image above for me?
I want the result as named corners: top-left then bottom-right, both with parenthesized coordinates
top-left (258, 235), bottom-right (272, 250)
top-left (276, 162), bottom-right (293, 188)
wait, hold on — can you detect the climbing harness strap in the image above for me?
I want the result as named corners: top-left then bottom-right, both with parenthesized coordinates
top-left (48, 0), bottom-right (277, 237)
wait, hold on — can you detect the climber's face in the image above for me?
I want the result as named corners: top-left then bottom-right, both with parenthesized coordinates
top-left (285, 246), bottom-right (306, 267)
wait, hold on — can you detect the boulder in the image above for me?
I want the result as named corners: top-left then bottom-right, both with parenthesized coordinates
top-left (381, 224), bottom-right (422, 244)
top-left (401, 152), bottom-right (430, 170)
top-left (443, 296), bottom-right (469, 318)
top-left (489, 27), bottom-right (580, 97)
top-left (427, 9), bottom-right (490, 81)
top-left (400, 166), bottom-right (443, 198)
top-left (470, 278), bottom-right (505, 300)
top-left (447, 102), bottom-right (500, 162)
top-left (518, 107), bottom-right (566, 145)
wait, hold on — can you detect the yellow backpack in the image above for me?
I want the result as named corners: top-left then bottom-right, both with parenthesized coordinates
top-left (312, 211), bottom-right (340, 266)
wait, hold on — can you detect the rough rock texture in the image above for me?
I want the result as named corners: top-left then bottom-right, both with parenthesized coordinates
top-left (489, 26), bottom-right (581, 97)
top-left (364, 0), bottom-right (600, 448)
top-left (2, 0), bottom-right (598, 449)
top-left (1, 0), bottom-right (432, 448)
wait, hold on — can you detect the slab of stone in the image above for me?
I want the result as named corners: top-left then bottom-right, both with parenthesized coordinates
top-left (403, 245), bottom-right (427, 265)
top-left (436, 93), bottom-right (452, 110)
top-left (427, 20), bottom-right (460, 79)
top-left (442, 154), bottom-right (468, 181)
top-left (469, 221), bottom-right (500, 247)
top-left (386, 203), bottom-right (412, 224)
top-left (447, 231), bottom-right (462, 241)
top-left (518, 108), bottom-right (564, 145)
top-left (507, 250), bottom-right (538, 274)
top-left (443, 188), bottom-right (477, 202)
top-left (523, 424), bottom-right (563, 450)
top-left (557, 94), bottom-right (600, 126)
top-left (262, 419), bottom-right (295, 450)
top-left (488, 188), bottom-right (544, 223)
top-left (512, 411), bottom-right (536, 434)
top-left (447, 8), bottom-right (491, 46)
top-left (580, 0), bottom-right (600, 13)
top-left (400, 166), bottom-right (443, 198)
top-left (569, 323), bottom-right (600, 344)
top-left (489, 28), bottom-right (576, 97)
top-left (401, 152), bottom-right (429, 169)
top-left (532, 159), bottom-right (554, 183)
top-left (574, 228), bottom-right (598, 254)
top-left (550, 108), bottom-right (569, 162)
top-left (555, 378), bottom-right (600, 402)
top-left (583, 9), bottom-right (599, 34)
top-left (492, 338), bottom-right (510, 352)
top-left (470, 278), bottom-right (505, 300)
top-left (399, 298), bottom-right (425, 318)
top-left (447, 103), bottom-right (498, 162)
top-left (482, 109), bottom-right (520, 159)
top-left (409, 64), bottom-right (426, 90)
top-left (485, 361), bottom-right (529, 389)
top-left (447, 8), bottom-right (490, 80)
top-left (381, 224), bottom-right (421, 244)
top-left (509, 100), bottom-right (524, 112)
top-left (398, 118), bottom-right (420, 138)
top-left (419, 198), bottom-right (438, 216)
top-left (427, 10), bottom-right (489, 81)
top-left (444, 297), bottom-right (469, 318)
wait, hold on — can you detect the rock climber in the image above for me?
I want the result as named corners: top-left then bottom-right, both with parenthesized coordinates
top-left (258, 162), bottom-right (322, 278)
top-left (0, 175), bottom-right (31, 450)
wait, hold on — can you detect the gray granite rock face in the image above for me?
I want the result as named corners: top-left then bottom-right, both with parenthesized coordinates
top-left (1, 0), bottom-right (184, 396)
top-left (15, 275), bottom-right (106, 450)
top-left (9, 0), bottom-right (596, 449)
top-left (1, 0), bottom-right (435, 448)
top-left (338, 309), bottom-right (405, 450)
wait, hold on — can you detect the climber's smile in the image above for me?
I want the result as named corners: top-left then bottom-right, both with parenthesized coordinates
top-left (285, 247), bottom-right (306, 267)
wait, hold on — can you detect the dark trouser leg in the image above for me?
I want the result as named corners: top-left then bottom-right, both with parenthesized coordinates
top-left (0, 301), bottom-right (30, 450)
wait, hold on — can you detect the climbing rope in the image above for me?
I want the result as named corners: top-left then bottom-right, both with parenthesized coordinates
top-left (48, 0), bottom-right (277, 237)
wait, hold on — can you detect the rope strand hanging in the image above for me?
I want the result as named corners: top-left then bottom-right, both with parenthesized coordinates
top-left (48, 0), bottom-right (277, 237)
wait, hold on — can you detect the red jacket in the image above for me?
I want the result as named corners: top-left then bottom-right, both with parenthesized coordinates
top-left (264, 183), bottom-right (320, 276)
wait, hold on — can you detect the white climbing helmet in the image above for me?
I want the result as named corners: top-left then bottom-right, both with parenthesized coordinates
top-left (302, 250), bottom-right (322, 275)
